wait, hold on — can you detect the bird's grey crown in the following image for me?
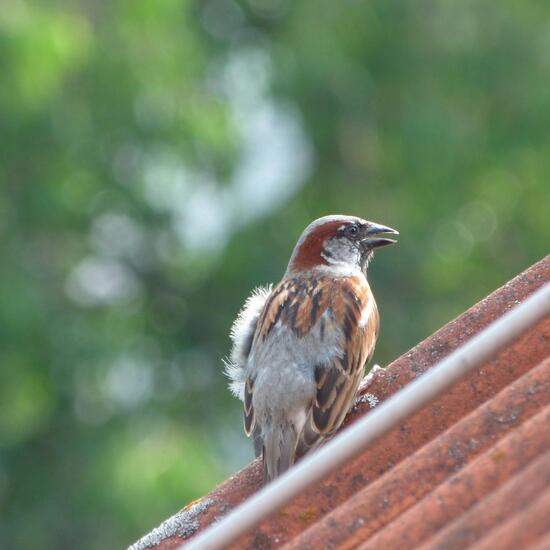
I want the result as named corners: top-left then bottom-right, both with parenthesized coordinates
top-left (286, 214), bottom-right (367, 275)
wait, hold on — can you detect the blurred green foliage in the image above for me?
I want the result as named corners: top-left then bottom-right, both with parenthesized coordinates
top-left (1, 0), bottom-right (549, 547)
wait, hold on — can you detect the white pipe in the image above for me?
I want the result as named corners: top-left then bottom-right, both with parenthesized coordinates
top-left (182, 280), bottom-right (550, 550)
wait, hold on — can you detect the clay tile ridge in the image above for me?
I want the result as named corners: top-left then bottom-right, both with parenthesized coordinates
top-left (129, 255), bottom-right (550, 550)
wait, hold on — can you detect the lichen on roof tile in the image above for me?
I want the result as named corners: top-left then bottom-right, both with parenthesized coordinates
top-left (127, 498), bottom-right (214, 550)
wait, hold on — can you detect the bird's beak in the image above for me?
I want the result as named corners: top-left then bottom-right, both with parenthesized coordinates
top-left (362, 222), bottom-right (399, 249)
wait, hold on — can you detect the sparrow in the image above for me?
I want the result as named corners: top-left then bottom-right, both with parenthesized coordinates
top-left (225, 215), bottom-right (398, 483)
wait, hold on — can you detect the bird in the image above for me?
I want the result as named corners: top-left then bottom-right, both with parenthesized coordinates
top-left (225, 215), bottom-right (398, 483)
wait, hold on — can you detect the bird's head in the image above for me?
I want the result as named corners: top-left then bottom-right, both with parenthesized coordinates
top-left (286, 215), bottom-right (398, 276)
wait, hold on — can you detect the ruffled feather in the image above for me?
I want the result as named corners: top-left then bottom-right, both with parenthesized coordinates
top-left (224, 285), bottom-right (272, 400)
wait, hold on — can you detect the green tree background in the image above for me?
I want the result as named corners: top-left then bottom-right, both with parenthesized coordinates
top-left (1, 1), bottom-right (548, 547)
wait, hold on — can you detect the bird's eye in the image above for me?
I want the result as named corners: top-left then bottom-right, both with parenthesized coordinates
top-left (346, 225), bottom-right (359, 238)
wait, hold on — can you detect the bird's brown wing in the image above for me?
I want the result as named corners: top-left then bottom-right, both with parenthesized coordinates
top-left (243, 374), bottom-right (263, 458)
top-left (255, 276), bottom-right (331, 342)
top-left (296, 276), bottom-right (379, 458)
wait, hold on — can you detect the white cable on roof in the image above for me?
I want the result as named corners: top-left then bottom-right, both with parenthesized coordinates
top-left (182, 280), bottom-right (550, 550)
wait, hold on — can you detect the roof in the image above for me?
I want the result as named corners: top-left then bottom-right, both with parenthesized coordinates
top-left (129, 255), bottom-right (550, 550)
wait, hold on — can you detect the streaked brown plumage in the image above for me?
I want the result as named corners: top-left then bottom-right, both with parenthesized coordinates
top-left (226, 215), bottom-right (397, 482)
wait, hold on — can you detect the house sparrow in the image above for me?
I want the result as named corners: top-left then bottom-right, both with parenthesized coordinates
top-left (225, 215), bottom-right (398, 482)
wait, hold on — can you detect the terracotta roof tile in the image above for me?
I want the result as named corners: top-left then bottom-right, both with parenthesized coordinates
top-left (531, 530), bottom-right (550, 550)
top-left (467, 486), bottom-right (550, 550)
top-left (416, 448), bottom-right (550, 550)
top-left (129, 255), bottom-right (550, 550)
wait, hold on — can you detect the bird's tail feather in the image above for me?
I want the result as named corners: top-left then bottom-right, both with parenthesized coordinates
top-left (262, 425), bottom-right (297, 483)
